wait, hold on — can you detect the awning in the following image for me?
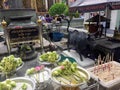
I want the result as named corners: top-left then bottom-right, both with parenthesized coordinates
top-left (70, 0), bottom-right (108, 12)
top-left (70, 0), bottom-right (84, 7)
top-left (69, 0), bottom-right (120, 13)
top-left (86, 15), bottom-right (110, 22)
top-left (109, 2), bottom-right (120, 10)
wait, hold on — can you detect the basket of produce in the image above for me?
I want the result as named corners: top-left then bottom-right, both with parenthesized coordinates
top-left (51, 59), bottom-right (90, 87)
top-left (0, 55), bottom-right (23, 77)
top-left (25, 65), bottom-right (51, 89)
top-left (0, 77), bottom-right (35, 90)
top-left (39, 51), bottom-right (61, 65)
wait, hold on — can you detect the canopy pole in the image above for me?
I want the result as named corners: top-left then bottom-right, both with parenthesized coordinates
top-left (89, 13), bottom-right (91, 33)
top-left (98, 11), bottom-right (101, 38)
top-left (105, 4), bottom-right (109, 37)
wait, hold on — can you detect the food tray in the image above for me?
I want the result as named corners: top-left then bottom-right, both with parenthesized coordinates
top-left (87, 61), bottom-right (120, 88)
top-left (39, 55), bottom-right (61, 65)
top-left (11, 77), bottom-right (35, 90)
top-left (25, 68), bottom-right (51, 90)
top-left (25, 67), bottom-right (51, 83)
top-left (51, 66), bottom-right (90, 87)
top-left (0, 62), bottom-right (24, 75)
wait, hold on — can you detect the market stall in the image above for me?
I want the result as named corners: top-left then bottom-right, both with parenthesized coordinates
top-left (2, 49), bottom-right (120, 90)
top-left (0, 52), bottom-right (95, 90)
top-left (85, 14), bottom-right (110, 38)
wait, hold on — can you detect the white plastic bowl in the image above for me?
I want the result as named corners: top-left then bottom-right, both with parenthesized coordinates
top-left (10, 77), bottom-right (35, 90)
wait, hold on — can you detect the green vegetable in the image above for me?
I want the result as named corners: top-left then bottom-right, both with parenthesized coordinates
top-left (6, 79), bottom-right (11, 84)
top-left (21, 83), bottom-right (27, 90)
top-left (15, 58), bottom-right (23, 67)
top-left (52, 59), bottom-right (88, 85)
top-left (0, 79), bottom-right (16, 90)
top-left (6, 84), bottom-right (12, 90)
top-left (10, 81), bottom-right (16, 87)
top-left (26, 67), bottom-right (36, 75)
top-left (39, 51), bottom-right (59, 63)
top-left (0, 55), bottom-right (23, 74)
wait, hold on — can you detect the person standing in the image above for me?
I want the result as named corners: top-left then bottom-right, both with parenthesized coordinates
top-left (45, 14), bottom-right (52, 23)
top-left (3, 0), bottom-right (9, 9)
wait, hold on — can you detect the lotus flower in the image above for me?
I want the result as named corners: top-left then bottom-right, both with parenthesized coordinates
top-left (60, 66), bottom-right (65, 70)
top-left (35, 65), bottom-right (44, 72)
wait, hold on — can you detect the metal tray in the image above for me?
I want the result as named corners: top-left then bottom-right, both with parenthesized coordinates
top-left (51, 66), bottom-right (90, 87)
top-left (0, 62), bottom-right (24, 75)
top-left (25, 68), bottom-right (51, 90)
top-left (38, 55), bottom-right (61, 65)
top-left (11, 77), bottom-right (35, 90)
top-left (25, 67), bottom-right (51, 83)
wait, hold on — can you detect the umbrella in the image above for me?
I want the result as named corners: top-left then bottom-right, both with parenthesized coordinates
top-left (86, 15), bottom-right (110, 22)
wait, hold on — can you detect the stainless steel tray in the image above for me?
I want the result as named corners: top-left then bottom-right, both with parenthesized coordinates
top-left (11, 77), bottom-right (35, 90)
top-left (51, 66), bottom-right (90, 87)
top-left (38, 55), bottom-right (61, 65)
